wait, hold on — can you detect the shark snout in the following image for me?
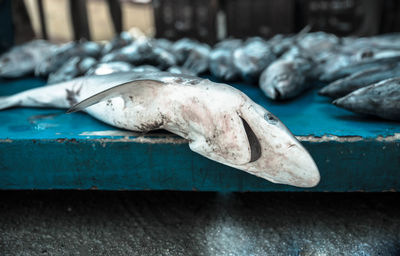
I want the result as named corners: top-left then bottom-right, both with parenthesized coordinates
top-left (238, 102), bottom-right (320, 187)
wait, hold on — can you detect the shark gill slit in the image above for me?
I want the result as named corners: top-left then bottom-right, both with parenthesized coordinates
top-left (240, 117), bottom-right (262, 163)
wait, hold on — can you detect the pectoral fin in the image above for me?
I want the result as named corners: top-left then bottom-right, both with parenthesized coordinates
top-left (67, 79), bottom-right (165, 113)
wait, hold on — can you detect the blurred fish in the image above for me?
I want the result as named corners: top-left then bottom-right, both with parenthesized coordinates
top-left (182, 43), bottom-right (210, 75)
top-left (269, 26), bottom-right (311, 57)
top-left (131, 65), bottom-right (159, 72)
top-left (233, 37), bottom-right (276, 82)
top-left (101, 38), bottom-right (176, 70)
top-left (100, 39), bottom-right (152, 64)
top-left (35, 41), bottom-right (102, 77)
top-left (0, 40), bottom-right (57, 78)
top-left (153, 38), bottom-right (173, 51)
top-left (86, 61), bottom-right (133, 76)
top-left (101, 31), bottom-right (134, 55)
top-left (259, 57), bottom-right (314, 100)
top-left (319, 64), bottom-right (400, 99)
top-left (47, 56), bottom-right (97, 84)
top-left (167, 66), bottom-right (196, 76)
top-left (333, 77), bottom-right (400, 121)
top-left (172, 38), bottom-right (210, 75)
top-left (209, 39), bottom-right (242, 81)
top-left (320, 56), bottom-right (400, 82)
top-left (172, 38), bottom-right (199, 64)
top-left (150, 47), bottom-right (176, 70)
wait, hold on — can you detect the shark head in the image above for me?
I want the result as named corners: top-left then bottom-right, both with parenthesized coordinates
top-left (178, 82), bottom-right (320, 188)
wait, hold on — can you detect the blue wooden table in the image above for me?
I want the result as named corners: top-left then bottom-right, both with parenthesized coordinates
top-left (0, 77), bottom-right (399, 191)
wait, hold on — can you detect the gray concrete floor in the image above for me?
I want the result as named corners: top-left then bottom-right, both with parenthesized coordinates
top-left (0, 191), bottom-right (399, 256)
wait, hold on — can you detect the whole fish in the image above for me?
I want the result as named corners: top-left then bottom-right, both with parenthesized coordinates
top-left (35, 41), bottom-right (102, 77)
top-left (86, 61), bottom-right (133, 76)
top-left (209, 39), bottom-right (242, 81)
top-left (0, 72), bottom-right (319, 187)
top-left (320, 56), bottom-right (400, 82)
top-left (333, 77), bottom-right (400, 121)
top-left (259, 57), bottom-right (314, 100)
top-left (233, 37), bottom-right (276, 82)
top-left (319, 64), bottom-right (400, 99)
top-left (101, 31), bottom-right (134, 55)
top-left (0, 40), bottom-right (57, 78)
top-left (47, 56), bottom-right (97, 84)
top-left (167, 66), bottom-right (196, 76)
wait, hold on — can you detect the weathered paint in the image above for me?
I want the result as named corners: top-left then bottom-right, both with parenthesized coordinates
top-left (0, 77), bottom-right (399, 191)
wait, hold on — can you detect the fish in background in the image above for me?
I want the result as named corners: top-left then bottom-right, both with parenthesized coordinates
top-left (333, 77), bottom-right (400, 121)
top-left (172, 38), bottom-right (211, 75)
top-left (182, 43), bottom-right (210, 75)
top-left (153, 38), bottom-right (173, 51)
top-left (259, 48), bottom-right (315, 100)
top-left (101, 38), bottom-right (176, 70)
top-left (86, 61), bottom-right (134, 76)
top-left (101, 31), bottom-right (134, 55)
top-left (319, 64), bottom-right (400, 99)
top-left (167, 66), bottom-right (196, 76)
top-left (35, 41), bottom-right (102, 77)
top-left (100, 38), bottom-right (153, 64)
top-left (131, 65), bottom-right (160, 72)
top-left (233, 37), bottom-right (276, 83)
top-left (0, 40), bottom-right (58, 78)
top-left (209, 39), bottom-right (242, 81)
top-left (320, 56), bottom-right (400, 82)
top-left (172, 38), bottom-right (199, 65)
top-left (47, 56), bottom-right (97, 84)
top-left (0, 71), bottom-right (320, 188)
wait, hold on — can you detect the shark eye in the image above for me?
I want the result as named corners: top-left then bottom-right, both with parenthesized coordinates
top-left (240, 117), bottom-right (261, 162)
top-left (264, 112), bottom-right (278, 125)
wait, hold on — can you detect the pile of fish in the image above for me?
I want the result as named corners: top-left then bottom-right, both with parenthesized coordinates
top-left (1, 30), bottom-right (400, 120)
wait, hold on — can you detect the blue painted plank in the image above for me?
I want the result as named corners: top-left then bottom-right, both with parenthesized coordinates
top-left (0, 77), bottom-right (399, 191)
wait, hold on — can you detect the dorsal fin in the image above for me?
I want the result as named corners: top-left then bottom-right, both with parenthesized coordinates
top-left (67, 79), bottom-right (165, 113)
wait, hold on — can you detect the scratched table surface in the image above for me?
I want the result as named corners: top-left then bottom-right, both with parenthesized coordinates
top-left (0, 77), bottom-right (399, 191)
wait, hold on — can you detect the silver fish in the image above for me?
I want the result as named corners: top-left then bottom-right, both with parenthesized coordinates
top-left (172, 39), bottom-right (210, 74)
top-left (101, 39), bottom-right (176, 69)
top-left (47, 56), bottom-right (97, 84)
top-left (86, 61), bottom-right (133, 76)
top-left (209, 39), bottom-right (242, 81)
top-left (100, 39), bottom-right (152, 64)
top-left (101, 31), bottom-right (133, 55)
top-left (167, 66), bottom-right (196, 76)
top-left (0, 72), bottom-right (320, 187)
top-left (233, 37), bottom-right (276, 82)
top-left (320, 56), bottom-right (400, 82)
top-left (319, 64), bottom-right (400, 99)
top-left (0, 40), bottom-right (57, 78)
top-left (172, 38), bottom-right (199, 64)
top-left (131, 65), bottom-right (160, 72)
top-left (333, 77), bottom-right (400, 121)
top-left (259, 57), bottom-right (314, 100)
top-left (35, 41), bottom-right (102, 77)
